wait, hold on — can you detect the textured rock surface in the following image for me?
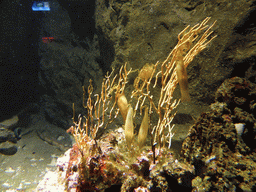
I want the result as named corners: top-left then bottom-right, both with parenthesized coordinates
top-left (36, 128), bottom-right (195, 192)
top-left (38, 0), bottom-right (102, 128)
top-left (181, 77), bottom-right (256, 191)
top-left (0, 128), bottom-right (18, 155)
top-left (37, 0), bottom-right (256, 129)
top-left (0, 115), bottom-right (19, 129)
top-left (95, 0), bottom-right (256, 104)
top-left (39, 40), bottom-right (102, 128)
top-left (0, 116), bottom-right (19, 155)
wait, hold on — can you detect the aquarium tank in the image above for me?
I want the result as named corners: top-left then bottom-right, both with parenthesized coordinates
top-left (0, 0), bottom-right (256, 191)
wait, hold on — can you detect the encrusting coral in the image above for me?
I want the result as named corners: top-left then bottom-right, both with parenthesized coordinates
top-left (63, 17), bottom-right (217, 191)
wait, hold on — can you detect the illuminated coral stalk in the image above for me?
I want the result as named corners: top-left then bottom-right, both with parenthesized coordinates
top-left (132, 17), bottom-right (217, 149)
top-left (71, 63), bottom-right (132, 155)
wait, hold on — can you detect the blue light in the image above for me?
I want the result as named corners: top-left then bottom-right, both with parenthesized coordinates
top-left (32, 2), bottom-right (50, 11)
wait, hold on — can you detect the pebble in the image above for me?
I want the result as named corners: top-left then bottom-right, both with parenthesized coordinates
top-left (30, 163), bottom-right (37, 168)
top-left (2, 182), bottom-right (11, 188)
top-left (5, 167), bottom-right (15, 173)
top-left (234, 123), bottom-right (245, 136)
top-left (24, 182), bottom-right (31, 185)
top-left (16, 183), bottom-right (23, 190)
top-left (51, 154), bottom-right (58, 158)
top-left (57, 136), bottom-right (65, 141)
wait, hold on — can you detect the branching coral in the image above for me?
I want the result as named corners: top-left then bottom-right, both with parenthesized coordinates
top-left (132, 17), bottom-right (217, 150)
top-left (66, 17), bottom-right (217, 192)
top-left (69, 17), bottom-right (217, 160)
top-left (69, 63), bottom-right (132, 155)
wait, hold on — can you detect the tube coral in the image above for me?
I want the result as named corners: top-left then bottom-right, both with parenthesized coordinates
top-left (117, 93), bottom-right (129, 123)
top-left (138, 106), bottom-right (149, 149)
top-left (176, 57), bottom-right (190, 102)
top-left (124, 105), bottom-right (134, 149)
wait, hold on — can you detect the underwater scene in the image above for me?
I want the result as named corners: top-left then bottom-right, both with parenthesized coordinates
top-left (0, 0), bottom-right (256, 191)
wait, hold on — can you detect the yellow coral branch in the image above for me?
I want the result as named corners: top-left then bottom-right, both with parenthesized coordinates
top-left (132, 17), bottom-right (217, 149)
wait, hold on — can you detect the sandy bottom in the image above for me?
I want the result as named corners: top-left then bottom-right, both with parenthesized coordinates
top-left (0, 112), bottom-right (73, 192)
top-left (0, 100), bottom-right (210, 192)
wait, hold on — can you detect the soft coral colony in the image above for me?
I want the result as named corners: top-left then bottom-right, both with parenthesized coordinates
top-left (65, 17), bottom-right (217, 191)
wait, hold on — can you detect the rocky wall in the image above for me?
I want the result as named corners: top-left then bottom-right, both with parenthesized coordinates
top-left (38, 0), bottom-right (102, 128)
top-left (95, 0), bottom-right (256, 103)
top-left (38, 0), bottom-right (256, 128)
